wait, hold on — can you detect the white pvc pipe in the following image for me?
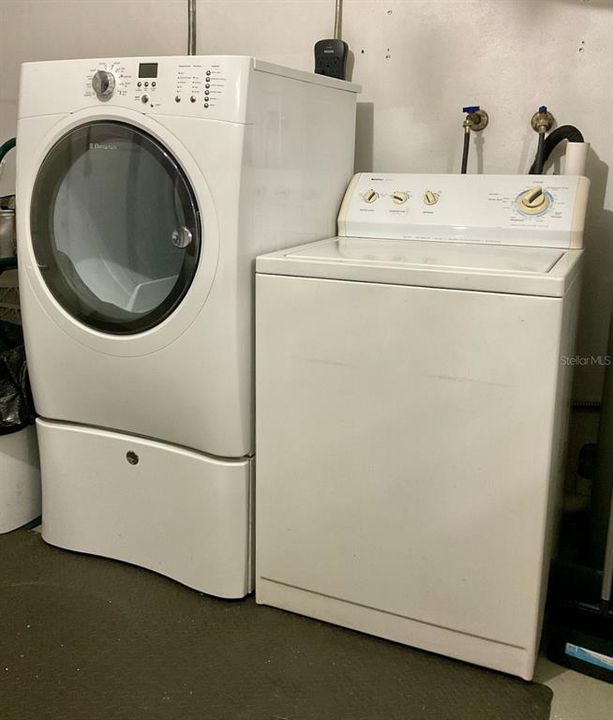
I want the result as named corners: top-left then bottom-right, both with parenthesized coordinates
top-left (564, 141), bottom-right (589, 176)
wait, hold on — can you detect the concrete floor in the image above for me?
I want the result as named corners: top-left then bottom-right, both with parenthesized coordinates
top-left (535, 656), bottom-right (613, 720)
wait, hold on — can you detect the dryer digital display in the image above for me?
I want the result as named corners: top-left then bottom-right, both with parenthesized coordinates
top-left (138, 62), bottom-right (158, 78)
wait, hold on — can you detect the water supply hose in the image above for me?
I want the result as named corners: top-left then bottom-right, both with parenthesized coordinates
top-left (460, 106), bottom-right (487, 174)
top-left (461, 130), bottom-right (470, 174)
top-left (0, 138), bottom-right (16, 163)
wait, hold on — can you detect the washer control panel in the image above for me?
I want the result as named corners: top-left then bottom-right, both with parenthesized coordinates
top-left (338, 173), bottom-right (590, 249)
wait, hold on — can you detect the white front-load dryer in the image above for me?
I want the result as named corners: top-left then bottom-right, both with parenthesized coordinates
top-left (16, 56), bottom-right (359, 596)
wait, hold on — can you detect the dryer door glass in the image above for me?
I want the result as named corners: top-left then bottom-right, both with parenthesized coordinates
top-left (30, 121), bottom-right (201, 334)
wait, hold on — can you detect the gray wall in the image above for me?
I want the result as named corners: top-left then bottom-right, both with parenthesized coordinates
top-left (1, 0), bottom-right (611, 400)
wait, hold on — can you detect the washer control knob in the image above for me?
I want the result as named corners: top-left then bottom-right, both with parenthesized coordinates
top-left (141, 94), bottom-right (149, 104)
top-left (518, 186), bottom-right (550, 214)
top-left (92, 70), bottom-right (116, 100)
top-left (392, 191), bottom-right (408, 205)
top-left (362, 189), bottom-right (379, 204)
top-left (424, 190), bottom-right (439, 206)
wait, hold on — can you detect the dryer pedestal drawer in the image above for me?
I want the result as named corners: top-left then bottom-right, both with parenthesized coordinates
top-left (37, 419), bottom-right (253, 598)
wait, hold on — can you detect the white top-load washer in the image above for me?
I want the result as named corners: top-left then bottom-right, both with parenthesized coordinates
top-left (16, 56), bottom-right (359, 597)
top-left (255, 173), bottom-right (589, 679)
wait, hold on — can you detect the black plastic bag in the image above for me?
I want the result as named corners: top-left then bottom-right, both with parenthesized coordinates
top-left (0, 322), bottom-right (35, 434)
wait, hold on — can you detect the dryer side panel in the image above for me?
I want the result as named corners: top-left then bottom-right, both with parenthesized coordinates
top-left (243, 68), bottom-right (357, 258)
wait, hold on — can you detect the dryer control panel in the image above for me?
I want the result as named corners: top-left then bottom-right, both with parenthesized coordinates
top-left (19, 56), bottom-right (253, 124)
top-left (83, 58), bottom-right (231, 115)
top-left (338, 173), bottom-right (590, 249)
top-left (82, 57), bottom-right (237, 119)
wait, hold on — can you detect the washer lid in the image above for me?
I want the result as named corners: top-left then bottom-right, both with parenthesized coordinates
top-left (256, 237), bottom-right (582, 297)
top-left (287, 237), bottom-right (563, 273)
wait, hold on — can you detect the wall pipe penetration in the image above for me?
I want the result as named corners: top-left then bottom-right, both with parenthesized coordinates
top-left (334, 0), bottom-right (343, 40)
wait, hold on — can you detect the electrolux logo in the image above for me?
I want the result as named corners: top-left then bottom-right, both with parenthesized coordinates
top-left (89, 142), bottom-right (118, 151)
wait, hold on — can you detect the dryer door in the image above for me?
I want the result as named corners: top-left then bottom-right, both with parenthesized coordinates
top-left (30, 121), bottom-right (201, 334)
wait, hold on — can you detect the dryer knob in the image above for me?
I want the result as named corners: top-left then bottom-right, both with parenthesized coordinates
top-left (92, 70), bottom-right (116, 100)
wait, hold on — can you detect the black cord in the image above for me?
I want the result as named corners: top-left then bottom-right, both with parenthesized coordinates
top-left (461, 131), bottom-right (470, 174)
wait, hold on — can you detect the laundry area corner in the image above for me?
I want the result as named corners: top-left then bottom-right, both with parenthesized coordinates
top-left (1, 2), bottom-right (613, 719)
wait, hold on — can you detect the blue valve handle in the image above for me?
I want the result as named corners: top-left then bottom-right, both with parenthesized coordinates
top-left (462, 106), bottom-right (480, 114)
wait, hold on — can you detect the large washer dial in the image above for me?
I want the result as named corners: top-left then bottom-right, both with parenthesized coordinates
top-left (92, 70), bottom-right (116, 100)
top-left (517, 186), bottom-right (551, 215)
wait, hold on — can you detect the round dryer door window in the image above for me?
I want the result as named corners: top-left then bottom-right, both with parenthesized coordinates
top-left (30, 121), bottom-right (201, 334)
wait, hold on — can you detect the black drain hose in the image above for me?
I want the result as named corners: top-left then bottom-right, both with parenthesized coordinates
top-left (529, 125), bottom-right (584, 174)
